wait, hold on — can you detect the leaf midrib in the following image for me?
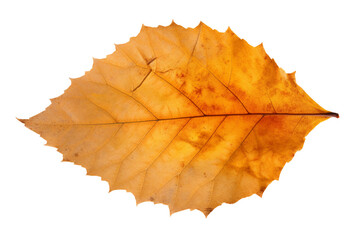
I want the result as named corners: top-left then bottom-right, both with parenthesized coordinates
top-left (23, 112), bottom-right (338, 126)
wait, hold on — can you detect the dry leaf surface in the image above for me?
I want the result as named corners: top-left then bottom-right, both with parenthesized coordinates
top-left (21, 22), bottom-right (338, 216)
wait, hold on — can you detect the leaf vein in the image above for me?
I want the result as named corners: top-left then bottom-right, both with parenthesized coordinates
top-left (87, 124), bottom-right (124, 170)
top-left (138, 118), bottom-right (191, 199)
top-left (153, 72), bottom-right (205, 116)
top-left (112, 122), bottom-right (158, 187)
top-left (172, 116), bottom-right (227, 208)
top-left (183, 115), bottom-right (264, 209)
top-left (95, 64), bottom-right (158, 120)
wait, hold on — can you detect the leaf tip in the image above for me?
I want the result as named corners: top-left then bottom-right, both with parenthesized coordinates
top-left (170, 19), bottom-right (177, 26)
top-left (256, 190), bottom-right (265, 198)
top-left (288, 70), bottom-right (296, 78)
top-left (256, 42), bottom-right (265, 51)
top-left (226, 26), bottom-right (233, 33)
top-left (17, 118), bottom-right (27, 124)
top-left (198, 21), bottom-right (206, 28)
top-left (203, 208), bottom-right (214, 217)
top-left (140, 24), bottom-right (149, 32)
top-left (135, 197), bottom-right (148, 206)
top-left (169, 206), bottom-right (182, 216)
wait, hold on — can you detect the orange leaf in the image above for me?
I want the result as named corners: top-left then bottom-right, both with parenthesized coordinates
top-left (20, 22), bottom-right (338, 216)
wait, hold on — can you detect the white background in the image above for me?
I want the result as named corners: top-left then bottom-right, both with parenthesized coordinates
top-left (1, 0), bottom-right (359, 239)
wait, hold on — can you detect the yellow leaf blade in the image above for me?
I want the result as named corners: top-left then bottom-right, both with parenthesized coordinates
top-left (21, 22), bottom-right (338, 216)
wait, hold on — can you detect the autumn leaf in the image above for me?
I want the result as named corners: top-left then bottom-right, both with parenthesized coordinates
top-left (20, 22), bottom-right (338, 216)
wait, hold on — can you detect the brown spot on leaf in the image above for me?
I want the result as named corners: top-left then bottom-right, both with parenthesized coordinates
top-left (194, 87), bottom-right (202, 95)
top-left (217, 43), bottom-right (224, 51)
top-left (176, 72), bottom-right (186, 78)
top-left (208, 85), bottom-right (215, 92)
